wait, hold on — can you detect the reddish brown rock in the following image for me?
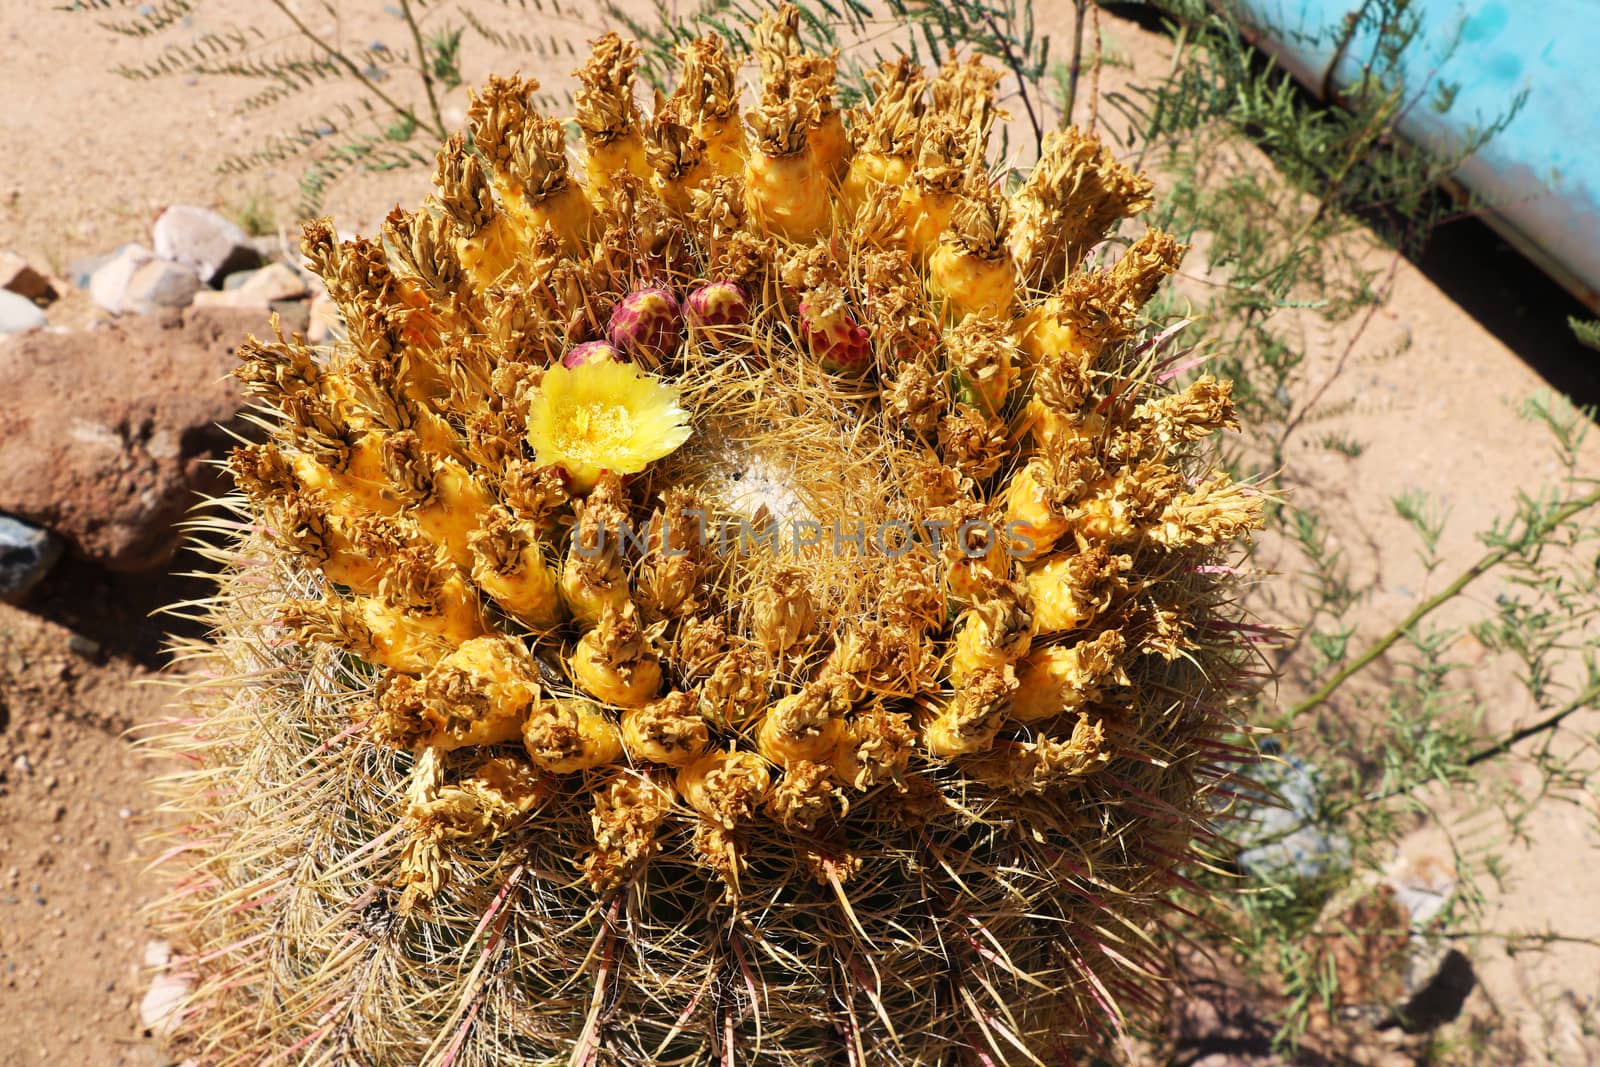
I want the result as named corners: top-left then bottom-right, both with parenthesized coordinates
top-left (0, 307), bottom-right (262, 571)
top-left (0, 251), bottom-right (58, 305)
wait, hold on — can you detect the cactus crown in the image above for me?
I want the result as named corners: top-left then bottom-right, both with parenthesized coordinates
top-left (164, 8), bottom-right (1262, 1065)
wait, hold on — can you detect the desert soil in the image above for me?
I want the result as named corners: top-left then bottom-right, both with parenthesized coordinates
top-left (2, 3), bottom-right (1597, 1065)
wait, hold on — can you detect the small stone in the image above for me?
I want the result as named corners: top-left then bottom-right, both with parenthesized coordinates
top-left (306, 291), bottom-right (344, 344)
top-left (152, 205), bottom-right (261, 285)
top-left (143, 940), bottom-right (173, 969)
top-left (189, 289), bottom-right (253, 310)
top-left (268, 298), bottom-right (311, 336)
top-left (1385, 852), bottom-right (1456, 927)
top-left (67, 252), bottom-right (112, 290)
top-left (11, 754), bottom-right (30, 774)
top-left (1233, 749), bottom-right (1351, 881)
top-left (0, 513), bottom-right (62, 602)
top-left (123, 259), bottom-right (202, 313)
top-left (245, 262), bottom-right (309, 301)
top-left (88, 244), bottom-right (154, 313)
top-left (0, 252), bottom-right (57, 304)
top-left (247, 234), bottom-right (286, 262)
top-left (139, 970), bottom-right (192, 1039)
top-left (231, 262), bottom-right (308, 302)
top-left (67, 633), bottom-right (100, 658)
top-left (0, 290), bottom-right (47, 335)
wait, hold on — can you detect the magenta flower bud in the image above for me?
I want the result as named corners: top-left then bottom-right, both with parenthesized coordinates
top-left (685, 280), bottom-right (750, 336)
top-left (562, 340), bottom-right (621, 368)
top-left (606, 286), bottom-right (682, 367)
top-left (799, 295), bottom-right (872, 376)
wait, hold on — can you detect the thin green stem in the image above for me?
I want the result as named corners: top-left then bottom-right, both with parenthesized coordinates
top-left (976, 6), bottom-right (1043, 154)
top-left (1240, 676), bottom-right (1599, 856)
top-left (270, 0), bottom-right (423, 134)
top-left (1286, 485), bottom-right (1600, 721)
top-left (1461, 678), bottom-right (1600, 770)
top-left (399, 0), bottom-right (449, 140)
top-left (1061, 0), bottom-right (1088, 127)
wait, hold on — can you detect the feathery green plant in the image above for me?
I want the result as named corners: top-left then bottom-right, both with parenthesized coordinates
top-left (1087, 1), bottom-right (1599, 1055)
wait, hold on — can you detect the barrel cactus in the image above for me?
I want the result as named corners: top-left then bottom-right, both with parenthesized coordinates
top-left (154, 10), bottom-right (1263, 1065)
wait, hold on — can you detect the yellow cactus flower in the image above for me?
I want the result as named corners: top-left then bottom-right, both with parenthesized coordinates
top-left (525, 360), bottom-right (691, 493)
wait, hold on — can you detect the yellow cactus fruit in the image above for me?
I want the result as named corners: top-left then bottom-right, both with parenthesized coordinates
top-left (1027, 347), bottom-right (1102, 447)
top-left (1003, 458), bottom-right (1071, 561)
top-left (1010, 629), bottom-right (1129, 723)
top-left (829, 706), bottom-right (916, 790)
top-left (756, 680), bottom-right (847, 765)
top-left (966, 712), bottom-right (1112, 793)
top-left (523, 698), bottom-right (625, 774)
top-left (645, 101), bottom-right (713, 214)
top-left (945, 312), bottom-right (1017, 415)
top-left (469, 505), bottom-right (565, 631)
top-left (157, 23), bottom-right (1267, 1066)
top-left (374, 635), bottom-right (539, 748)
top-left (1026, 544), bottom-right (1134, 635)
top-left (284, 419), bottom-right (396, 518)
top-left (572, 604), bottom-right (664, 708)
top-left (392, 447), bottom-right (496, 572)
top-left (921, 665), bottom-right (1019, 758)
top-left (840, 56), bottom-right (925, 217)
top-left (946, 580), bottom-right (1033, 686)
top-left (468, 75), bottom-right (596, 254)
top-left (927, 183), bottom-right (1017, 321)
top-left (621, 689), bottom-right (710, 766)
top-left (744, 97), bottom-right (831, 240)
top-left (432, 133), bottom-right (523, 287)
top-left (557, 473), bottom-right (634, 628)
top-left (677, 748), bottom-right (773, 826)
top-left (574, 32), bottom-right (652, 194)
top-left (670, 36), bottom-right (747, 178)
top-left (898, 115), bottom-right (967, 260)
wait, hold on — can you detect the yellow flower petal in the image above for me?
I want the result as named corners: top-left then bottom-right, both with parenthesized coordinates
top-left (526, 360), bottom-right (692, 492)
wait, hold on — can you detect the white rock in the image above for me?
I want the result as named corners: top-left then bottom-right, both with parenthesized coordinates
top-left (0, 512), bottom-right (61, 601)
top-left (236, 261), bottom-right (308, 301)
top-left (1385, 851), bottom-right (1456, 928)
top-left (139, 970), bottom-right (192, 1039)
top-left (89, 243), bottom-right (154, 313)
top-left (190, 289), bottom-right (259, 310)
top-left (306, 291), bottom-right (344, 344)
top-left (0, 251), bottom-right (57, 304)
top-left (124, 259), bottom-right (201, 313)
top-left (152, 205), bottom-right (260, 285)
top-left (0, 289), bottom-right (47, 334)
top-left (143, 939), bottom-right (173, 968)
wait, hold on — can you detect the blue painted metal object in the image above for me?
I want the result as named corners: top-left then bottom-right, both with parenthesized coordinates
top-left (1215, 0), bottom-right (1600, 310)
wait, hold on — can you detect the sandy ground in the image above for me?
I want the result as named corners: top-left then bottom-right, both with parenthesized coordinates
top-left (1, 3), bottom-right (1597, 1065)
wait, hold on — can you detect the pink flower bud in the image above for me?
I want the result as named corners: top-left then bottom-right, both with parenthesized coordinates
top-left (684, 280), bottom-right (750, 339)
top-left (562, 340), bottom-right (622, 368)
top-left (799, 295), bottom-right (872, 376)
top-left (607, 286), bottom-right (682, 367)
